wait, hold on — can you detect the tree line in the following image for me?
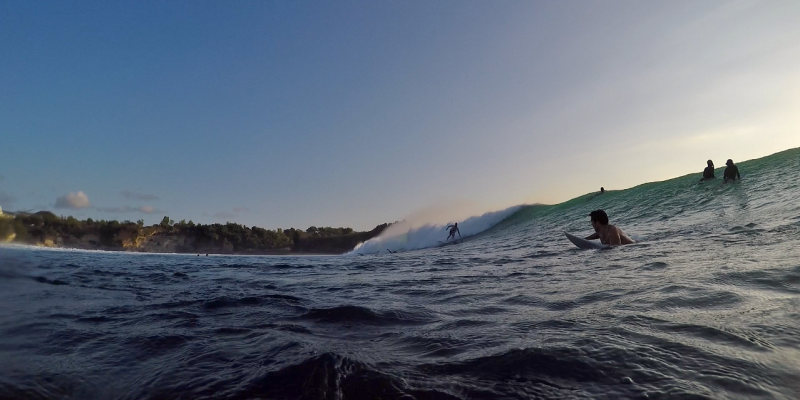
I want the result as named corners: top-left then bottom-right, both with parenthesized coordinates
top-left (0, 211), bottom-right (387, 254)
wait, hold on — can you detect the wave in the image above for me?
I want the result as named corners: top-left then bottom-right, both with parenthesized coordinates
top-left (233, 352), bottom-right (460, 400)
top-left (348, 205), bottom-right (522, 254)
top-left (346, 148), bottom-right (798, 255)
top-left (0, 243), bottom-right (205, 256)
top-left (300, 305), bottom-right (432, 325)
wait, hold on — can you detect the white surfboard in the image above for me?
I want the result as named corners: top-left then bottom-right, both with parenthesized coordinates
top-left (565, 232), bottom-right (610, 250)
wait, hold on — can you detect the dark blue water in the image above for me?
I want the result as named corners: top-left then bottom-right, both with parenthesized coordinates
top-left (1, 149), bottom-right (800, 399)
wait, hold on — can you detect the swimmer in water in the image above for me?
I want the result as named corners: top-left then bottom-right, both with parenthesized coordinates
top-left (588, 187), bottom-right (605, 201)
top-left (723, 159), bottom-right (741, 183)
top-left (445, 223), bottom-right (461, 241)
top-left (585, 210), bottom-right (635, 246)
top-left (700, 160), bottom-right (715, 181)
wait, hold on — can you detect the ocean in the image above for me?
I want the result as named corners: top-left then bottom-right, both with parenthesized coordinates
top-left (1, 148), bottom-right (799, 399)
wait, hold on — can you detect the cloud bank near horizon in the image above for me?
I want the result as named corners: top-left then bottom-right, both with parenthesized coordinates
top-left (55, 192), bottom-right (91, 209)
top-left (52, 191), bottom-right (163, 214)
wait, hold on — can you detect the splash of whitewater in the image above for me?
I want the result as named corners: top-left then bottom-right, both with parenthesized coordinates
top-left (348, 205), bottom-right (521, 255)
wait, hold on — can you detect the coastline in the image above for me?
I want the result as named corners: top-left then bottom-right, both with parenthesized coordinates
top-left (0, 214), bottom-right (389, 256)
top-left (0, 242), bottom-right (346, 256)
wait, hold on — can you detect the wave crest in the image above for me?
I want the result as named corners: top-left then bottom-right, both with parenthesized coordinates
top-left (349, 205), bottom-right (521, 254)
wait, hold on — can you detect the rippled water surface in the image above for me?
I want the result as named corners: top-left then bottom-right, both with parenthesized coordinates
top-left (2, 149), bottom-right (800, 400)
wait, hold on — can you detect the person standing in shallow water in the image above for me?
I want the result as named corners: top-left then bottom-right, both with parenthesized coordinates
top-left (723, 159), bottom-right (741, 183)
top-left (585, 210), bottom-right (635, 246)
top-left (700, 160), bottom-right (715, 181)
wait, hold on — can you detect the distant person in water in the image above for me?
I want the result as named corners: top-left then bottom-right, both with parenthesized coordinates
top-left (445, 223), bottom-right (461, 241)
top-left (585, 210), bottom-right (635, 246)
top-left (700, 160), bottom-right (715, 181)
top-left (588, 187), bottom-right (605, 201)
top-left (723, 159), bottom-right (741, 183)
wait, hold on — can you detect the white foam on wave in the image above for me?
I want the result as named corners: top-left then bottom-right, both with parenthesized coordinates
top-left (348, 205), bottom-right (521, 255)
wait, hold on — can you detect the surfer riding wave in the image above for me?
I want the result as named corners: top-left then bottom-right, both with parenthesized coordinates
top-left (445, 223), bottom-right (462, 241)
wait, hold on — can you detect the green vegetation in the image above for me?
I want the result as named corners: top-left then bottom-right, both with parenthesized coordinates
top-left (1, 211), bottom-right (387, 254)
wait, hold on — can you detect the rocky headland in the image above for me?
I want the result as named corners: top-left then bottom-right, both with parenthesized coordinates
top-left (0, 211), bottom-right (387, 255)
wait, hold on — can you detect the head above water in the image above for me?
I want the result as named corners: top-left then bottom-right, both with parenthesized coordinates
top-left (707, 160), bottom-right (714, 167)
top-left (726, 159), bottom-right (734, 166)
top-left (589, 210), bottom-right (609, 226)
top-left (600, 187), bottom-right (605, 193)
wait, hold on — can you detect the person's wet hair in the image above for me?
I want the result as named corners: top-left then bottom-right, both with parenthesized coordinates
top-left (589, 210), bottom-right (609, 225)
top-left (707, 160), bottom-right (714, 168)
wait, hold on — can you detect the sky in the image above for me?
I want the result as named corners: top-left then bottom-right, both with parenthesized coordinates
top-left (1, 1), bottom-right (799, 231)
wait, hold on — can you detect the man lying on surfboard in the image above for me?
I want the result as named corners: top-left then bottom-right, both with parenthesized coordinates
top-left (585, 210), bottom-right (635, 246)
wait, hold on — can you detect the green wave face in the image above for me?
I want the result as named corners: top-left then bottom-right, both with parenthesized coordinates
top-left (488, 147), bottom-right (800, 244)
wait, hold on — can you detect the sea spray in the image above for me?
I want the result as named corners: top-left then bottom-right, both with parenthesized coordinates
top-left (348, 205), bottom-right (522, 254)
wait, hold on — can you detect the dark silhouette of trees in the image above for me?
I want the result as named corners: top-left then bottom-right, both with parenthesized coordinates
top-left (4, 212), bottom-right (388, 254)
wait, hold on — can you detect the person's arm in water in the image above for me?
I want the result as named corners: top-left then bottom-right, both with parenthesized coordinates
top-left (457, 228), bottom-right (462, 238)
top-left (585, 232), bottom-right (600, 240)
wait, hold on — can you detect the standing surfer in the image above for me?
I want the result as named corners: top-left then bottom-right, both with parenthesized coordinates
top-left (445, 223), bottom-right (461, 241)
top-left (700, 160), bottom-right (715, 181)
top-left (723, 159), bottom-right (741, 183)
top-left (585, 210), bottom-right (635, 246)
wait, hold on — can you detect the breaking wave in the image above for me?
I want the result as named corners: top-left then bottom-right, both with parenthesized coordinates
top-left (348, 205), bottom-right (522, 254)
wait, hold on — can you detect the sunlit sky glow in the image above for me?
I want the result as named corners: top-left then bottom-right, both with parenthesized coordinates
top-left (2, 1), bottom-right (799, 230)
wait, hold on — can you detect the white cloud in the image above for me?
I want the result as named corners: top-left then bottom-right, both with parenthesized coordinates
top-left (55, 191), bottom-right (90, 209)
top-left (139, 205), bottom-right (157, 214)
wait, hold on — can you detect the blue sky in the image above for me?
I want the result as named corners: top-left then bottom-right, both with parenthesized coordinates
top-left (2, 1), bottom-right (800, 230)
